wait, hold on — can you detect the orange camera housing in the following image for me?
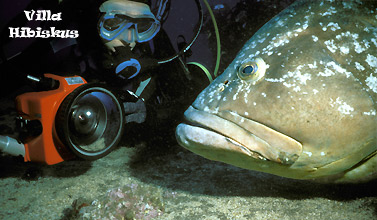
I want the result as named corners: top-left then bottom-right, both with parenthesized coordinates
top-left (16, 74), bottom-right (87, 165)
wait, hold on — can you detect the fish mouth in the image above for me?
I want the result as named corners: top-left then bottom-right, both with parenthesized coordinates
top-left (176, 106), bottom-right (302, 165)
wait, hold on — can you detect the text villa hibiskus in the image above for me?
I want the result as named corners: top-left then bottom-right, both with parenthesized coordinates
top-left (9, 10), bottom-right (79, 38)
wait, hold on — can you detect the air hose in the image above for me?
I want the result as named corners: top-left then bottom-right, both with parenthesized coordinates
top-left (186, 0), bottom-right (221, 83)
top-left (202, 0), bottom-right (221, 78)
top-left (187, 61), bottom-right (213, 82)
top-left (157, 0), bottom-right (221, 83)
top-left (157, 0), bottom-right (203, 64)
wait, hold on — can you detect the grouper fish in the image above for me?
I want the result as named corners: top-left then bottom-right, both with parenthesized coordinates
top-left (176, 0), bottom-right (377, 183)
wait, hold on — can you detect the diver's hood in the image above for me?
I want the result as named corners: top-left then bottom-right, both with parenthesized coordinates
top-left (98, 0), bottom-right (160, 44)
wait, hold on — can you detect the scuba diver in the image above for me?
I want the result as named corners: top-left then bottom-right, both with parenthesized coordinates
top-left (97, 0), bottom-right (163, 125)
top-left (96, 0), bottom-right (208, 145)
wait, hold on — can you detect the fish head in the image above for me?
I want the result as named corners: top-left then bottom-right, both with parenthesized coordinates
top-left (176, 0), bottom-right (377, 181)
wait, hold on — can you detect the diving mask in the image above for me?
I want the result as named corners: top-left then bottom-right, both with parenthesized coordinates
top-left (98, 0), bottom-right (160, 44)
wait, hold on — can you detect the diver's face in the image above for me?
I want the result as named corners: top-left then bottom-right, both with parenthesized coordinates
top-left (98, 0), bottom-right (161, 53)
top-left (104, 39), bottom-right (136, 53)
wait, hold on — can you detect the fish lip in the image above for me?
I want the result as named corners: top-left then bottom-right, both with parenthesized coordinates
top-left (179, 106), bottom-right (272, 161)
top-left (179, 106), bottom-right (302, 164)
top-left (182, 117), bottom-right (268, 160)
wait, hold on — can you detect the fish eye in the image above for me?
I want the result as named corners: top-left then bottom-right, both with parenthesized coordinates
top-left (237, 57), bottom-right (267, 84)
top-left (240, 63), bottom-right (258, 77)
